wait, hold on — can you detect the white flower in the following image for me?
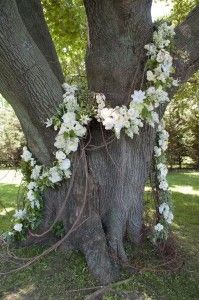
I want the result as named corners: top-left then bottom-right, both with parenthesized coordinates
top-left (63, 94), bottom-right (76, 103)
top-left (31, 165), bottom-right (42, 180)
top-left (27, 190), bottom-right (36, 201)
top-left (151, 112), bottom-right (159, 124)
top-left (159, 180), bottom-right (169, 190)
top-left (144, 43), bottom-right (157, 56)
top-left (96, 94), bottom-right (106, 112)
top-left (157, 50), bottom-right (172, 66)
top-left (27, 181), bottom-right (38, 190)
top-left (160, 129), bottom-right (169, 140)
top-left (62, 112), bottom-right (76, 124)
top-left (100, 108), bottom-right (115, 130)
top-left (157, 123), bottom-right (164, 132)
top-left (30, 158), bottom-right (36, 167)
top-left (166, 211), bottom-right (174, 224)
top-left (157, 163), bottom-right (168, 177)
top-left (159, 139), bottom-right (168, 151)
top-left (154, 65), bottom-right (169, 83)
top-left (64, 137), bottom-right (79, 154)
top-left (146, 86), bottom-right (156, 96)
top-left (14, 209), bottom-right (26, 220)
top-left (131, 90), bottom-right (146, 104)
top-left (21, 147), bottom-right (32, 162)
top-left (80, 115), bottom-right (91, 125)
top-left (157, 163), bottom-right (167, 171)
top-left (54, 134), bottom-right (79, 155)
top-left (63, 94), bottom-right (79, 112)
top-left (49, 167), bottom-right (62, 183)
top-left (154, 223), bottom-right (164, 232)
top-left (45, 118), bottom-right (53, 128)
top-left (73, 122), bottom-right (87, 137)
top-left (54, 134), bottom-right (66, 149)
top-left (29, 199), bottom-right (40, 209)
top-left (62, 82), bottom-right (77, 95)
top-left (154, 146), bottom-right (161, 157)
top-left (159, 203), bottom-right (173, 223)
top-left (7, 231), bottom-right (14, 236)
top-left (96, 93), bottom-right (106, 103)
top-left (56, 150), bottom-right (66, 161)
top-left (59, 158), bottom-right (71, 171)
top-left (58, 120), bottom-right (86, 137)
top-left (147, 71), bottom-right (156, 82)
top-left (159, 203), bottom-right (170, 215)
top-left (172, 79), bottom-right (179, 87)
top-left (35, 200), bottom-right (40, 209)
top-left (146, 104), bottom-right (154, 111)
top-left (64, 169), bottom-right (72, 178)
top-left (13, 223), bottom-right (23, 232)
top-left (156, 88), bottom-right (169, 103)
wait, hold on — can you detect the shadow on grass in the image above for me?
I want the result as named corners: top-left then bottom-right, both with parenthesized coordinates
top-left (0, 247), bottom-right (96, 300)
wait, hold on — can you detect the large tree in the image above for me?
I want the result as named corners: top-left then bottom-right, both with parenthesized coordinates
top-left (0, 0), bottom-right (199, 284)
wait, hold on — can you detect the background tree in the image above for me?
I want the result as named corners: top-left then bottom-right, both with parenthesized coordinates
top-left (0, 101), bottom-right (24, 167)
top-left (163, 0), bottom-right (199, 169)
top-left (165, 104), bottom-right (187, 169)
top-left (0, 0), bottom-right (199, 283)
top-left (182, 91), bottom-right (199, 169)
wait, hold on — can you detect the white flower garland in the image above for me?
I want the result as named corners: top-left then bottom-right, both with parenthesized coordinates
top-left (152, 122), bottom-right (174, 242)
top-left (10, 22), bottom-right (177, 243)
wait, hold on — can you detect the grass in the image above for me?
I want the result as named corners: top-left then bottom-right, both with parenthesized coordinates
top-left (0, 171), bottom-right (199, 299)
top-left (0, 183), bottom-right (21, 233)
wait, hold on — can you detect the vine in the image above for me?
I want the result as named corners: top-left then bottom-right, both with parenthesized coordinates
top-left (6, 22), bottom-right (177, 244)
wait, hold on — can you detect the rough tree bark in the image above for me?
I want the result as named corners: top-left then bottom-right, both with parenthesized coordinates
top-left (0, 0), bottom-right (199, 284)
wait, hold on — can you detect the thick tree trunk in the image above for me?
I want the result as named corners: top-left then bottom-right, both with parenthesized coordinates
top-left (0, 0), bottom-right (199, 284)
top-left (16, 0), bottom-right (64, 83)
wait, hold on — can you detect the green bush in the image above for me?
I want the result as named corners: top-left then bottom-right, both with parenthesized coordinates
top-left (0, 102), bottom-right (24, 167)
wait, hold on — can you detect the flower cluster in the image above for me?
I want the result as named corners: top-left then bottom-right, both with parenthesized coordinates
top-left (11, 147), bottom-right (42, 235)
top-left (154, 123), bottom-right (169, 157)
top-left (47, 83), bottom-right (90, 183)
top-left (96, 22), bottom-right (178, 138)
top-left (96, 93), bottom-right (143, 139)
top-left (145, 22), bottom-right (177, 86)
top-left (153, 123), bottom-right (174, 242)
top-left (12, 84), bottom-right (91, 236)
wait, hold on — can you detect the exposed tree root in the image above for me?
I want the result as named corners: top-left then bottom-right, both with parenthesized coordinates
top-left (72, 214), bottom-right (119, 284)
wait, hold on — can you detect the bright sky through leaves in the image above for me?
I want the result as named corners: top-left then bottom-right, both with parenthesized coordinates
top-left (151, 0), bottom-right (173, 20)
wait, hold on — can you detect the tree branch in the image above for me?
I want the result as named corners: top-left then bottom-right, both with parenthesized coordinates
top-left (174, 5), bottom-right (199, 83)
top-left (0, 0), bottom-right (63, 164)
top-left (16, 0), bottom-right (64, 83)
top-left (83, 0), bottom-right (153, 106)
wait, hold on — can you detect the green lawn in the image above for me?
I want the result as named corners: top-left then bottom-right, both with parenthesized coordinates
top-left (0, 171), bottom-right (199, 299)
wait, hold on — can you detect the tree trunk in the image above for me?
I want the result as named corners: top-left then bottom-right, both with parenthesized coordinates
top-left (0, 0), bottom-right (199, 284)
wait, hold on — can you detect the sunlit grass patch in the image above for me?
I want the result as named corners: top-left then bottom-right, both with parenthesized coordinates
top-left (0, 183), bottom-right (21, 234)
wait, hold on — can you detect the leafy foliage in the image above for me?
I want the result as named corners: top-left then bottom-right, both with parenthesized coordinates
top-left (0, 98), bottom-right (25, 167)
top-left (42, 0), bottom-right (87, 82)
top-left (163, 0), bottom-right (199, 168)
top-left (170, 0), bottom-right (199, 24)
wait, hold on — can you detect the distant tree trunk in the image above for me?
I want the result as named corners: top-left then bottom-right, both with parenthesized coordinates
top-left (0, 0), bottom-right (199, 283)
top-left (179, 156), bottom-right (182, 169)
